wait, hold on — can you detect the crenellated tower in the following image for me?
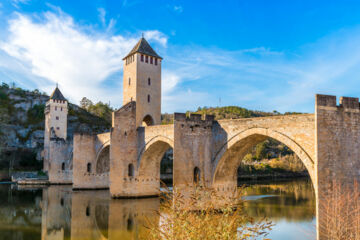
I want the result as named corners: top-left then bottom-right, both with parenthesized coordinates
top-left (43, 86), bottom-right (68, 171)
top-left (122, 37), bottom-right (162, 127)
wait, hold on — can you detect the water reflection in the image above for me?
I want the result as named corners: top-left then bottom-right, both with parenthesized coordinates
top-left (0, 179), bottom-right (316, 240)
top-left (241, 179), bottom-right (315, 222)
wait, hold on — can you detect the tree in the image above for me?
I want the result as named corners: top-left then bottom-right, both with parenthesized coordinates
top-left (80, 97), bottom-right (93, 110)
top-left (255, 142), bottom-right (267, 160)
top-left (87, 101), bottom-right (113, 123)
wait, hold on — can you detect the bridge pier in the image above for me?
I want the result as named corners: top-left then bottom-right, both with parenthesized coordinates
top-left (315, 94), bottom-right (360, 240)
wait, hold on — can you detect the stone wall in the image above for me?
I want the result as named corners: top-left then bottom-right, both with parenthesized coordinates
top-left (315, 94), bottom-right (360, 239)
top-left (173, 113), bottom-right (215, 190)
top-left (48, 138), bottom-right (73, 184)
top-left (110, 102), bottom-right (140, 197)
top-left (73, 133), bottom-right (109, 189)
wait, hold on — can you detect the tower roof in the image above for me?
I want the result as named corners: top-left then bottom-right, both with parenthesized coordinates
top-left (49, 87), bottom-right (66, 101)
top-left (123, 37), bottom-right (162, 60)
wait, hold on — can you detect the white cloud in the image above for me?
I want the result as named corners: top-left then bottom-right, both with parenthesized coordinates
top-left (160, 26), bottom-right (360, 113)
top-left (162, 71), bottom-right (180, 95)
top-left (97, 8), bottom-right (106, 26)
top-left (144, 30), bottom-right (168, 47)
top-left (11, 0), bottom-right (30, 8)
top-left (173, 6), bottom-right (183, 13)
top-left (0, 10), bottom-right (169, 107)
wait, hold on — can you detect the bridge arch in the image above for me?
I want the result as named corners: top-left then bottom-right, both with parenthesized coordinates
top-left (95, 142), bottom-right (110, 174)
top-left (212, 127), bottom-right (315, 187)
top-left (138, 136), bottom-right (174, 179)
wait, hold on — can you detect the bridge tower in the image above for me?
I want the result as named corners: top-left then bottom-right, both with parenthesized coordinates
top-left (122, 37), bottom-right (162, 127)
top-left (43, 85), bottom-right (68, 172)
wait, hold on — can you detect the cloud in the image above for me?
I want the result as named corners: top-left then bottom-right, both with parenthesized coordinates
top-left (173, 5), bottom-right (183, 13)
top-left (144, 30), bottom-right (168, 47)
top-left (11, 0), bottom-right (30, 8)
top-left (0, 10), bottom-right (169, 107)
top-left (97, 8), bottom-right (106, 26)
top-left (160, 26), bottom-right (360, 113)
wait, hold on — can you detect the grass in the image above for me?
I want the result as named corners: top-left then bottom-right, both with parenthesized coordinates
top-left (142, 185), bottom-right (273, 240)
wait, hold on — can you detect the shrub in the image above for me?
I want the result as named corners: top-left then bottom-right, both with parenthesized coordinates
top-left (320, 181), bottom-right (360, 240)
top-left (142, 186), bottom-right (273, 240)
top-left (27, 104), bottom-right (45, 125)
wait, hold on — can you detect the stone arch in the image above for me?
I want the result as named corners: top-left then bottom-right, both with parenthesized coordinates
top-left (96, 145), bottom-right (110, 174)
top-left (138, 136), bottom-right (174, 179)
top-left (142, 115), bottom-right (154, 126)
top-left (212, 127), bottom-right (315, 187)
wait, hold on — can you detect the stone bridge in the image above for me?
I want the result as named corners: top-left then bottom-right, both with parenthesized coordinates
top-left (73, 94), bottom-right (360, 239)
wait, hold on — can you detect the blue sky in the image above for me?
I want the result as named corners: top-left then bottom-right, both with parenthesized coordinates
top-left (1, 0), bottom-right (360, 113)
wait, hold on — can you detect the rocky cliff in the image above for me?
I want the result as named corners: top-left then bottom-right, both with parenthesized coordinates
top-left (0, 83), bottom-right (110, 171)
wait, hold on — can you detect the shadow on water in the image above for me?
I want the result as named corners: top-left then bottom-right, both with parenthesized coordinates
top-left (0, 178), bottom-right (315, 240)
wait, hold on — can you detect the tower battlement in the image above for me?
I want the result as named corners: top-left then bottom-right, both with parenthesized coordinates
top-left (316, 94), bottom-right (360, 110)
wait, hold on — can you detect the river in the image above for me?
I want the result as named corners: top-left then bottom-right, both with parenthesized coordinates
top-left (0, 178), bottom-right (315, 240)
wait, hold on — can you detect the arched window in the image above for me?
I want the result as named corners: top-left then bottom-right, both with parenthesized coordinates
top-left (128, 164), bottom-right (134, 177)
top-left (148, 78), bottom-right (151, 86)
top-left (142, 115), bottom-right (154, 126)
top-left (194, 167), bottom-right (200, 184)
top-left (87, 163), bottom-right (91, 173)
top-left (61, 162), bottom-right (65, 171)
top-left (129, 78), bottom-right (131, 85)
top-left (147, 94), bottom-right (150, 103)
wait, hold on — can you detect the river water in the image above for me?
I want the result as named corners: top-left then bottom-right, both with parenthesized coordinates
top-left (0, 178), bottom-right (315, 240)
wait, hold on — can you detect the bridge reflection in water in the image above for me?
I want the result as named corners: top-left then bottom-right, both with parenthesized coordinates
top-left (41, 186), bottom-right (160, 240)
top-left (2, 179), bottom-right (314, 240)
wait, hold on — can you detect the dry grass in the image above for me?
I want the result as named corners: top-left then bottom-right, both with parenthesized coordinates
top-left (141, 185), bottom-right (273, 240)
top-left (320, 181), bottom-right (360, 240)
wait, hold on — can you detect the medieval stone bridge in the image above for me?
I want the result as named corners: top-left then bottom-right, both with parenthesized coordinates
top-left (71, 94), bottom-right (360, 239)
top-left (72, 94), bottom-right (360, 198)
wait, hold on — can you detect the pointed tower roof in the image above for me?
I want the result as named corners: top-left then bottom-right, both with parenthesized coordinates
top-left (123, 37), bottom-right (162, 60)
top-left (49, 87), bottom-right (66, 101)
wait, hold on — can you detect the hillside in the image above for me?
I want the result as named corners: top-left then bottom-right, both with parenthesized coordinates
top-left (161, 106), bottom-right (301, 124)
top-left (0, 83), bottom-right (110, 172)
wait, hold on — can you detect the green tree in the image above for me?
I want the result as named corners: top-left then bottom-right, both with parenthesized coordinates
top-left (88, 101), bottom-right (113, 123)
top-left (255, 142), bottom-right (267, 160)
top-left (80, 97), bottom-right (93, 110)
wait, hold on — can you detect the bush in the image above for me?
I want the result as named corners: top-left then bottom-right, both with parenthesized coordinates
top-left (27, 104), bottom-right (45, 125)
top-left (320, 181), bottom-right (360, 239)
top-left (142, 186), bottom-right (273, 240)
